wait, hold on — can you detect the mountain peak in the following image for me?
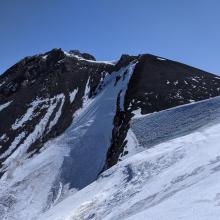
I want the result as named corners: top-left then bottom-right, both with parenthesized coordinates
top-left (1, 49), bottom-right (220, 219)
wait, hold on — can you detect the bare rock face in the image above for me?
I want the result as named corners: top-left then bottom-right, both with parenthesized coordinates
top-left (0, 49), bottom-right (220, 175)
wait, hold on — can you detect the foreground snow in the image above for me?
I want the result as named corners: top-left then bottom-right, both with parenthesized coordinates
top-left (39, 97), bottom-right (220, 220)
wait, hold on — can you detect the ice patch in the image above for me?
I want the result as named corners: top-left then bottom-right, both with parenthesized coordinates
top-left (47, 94), bottom-right (65, 132)
top-left (69, 88), bottom-right (78, 103)
top-left (191, 77), bottom-right (199, 83)
top-left (64, 51), bottom-right (116, 65)
top-left (0, 101), bottom-right (12, 112)
top-left (2, 95), bottom-right (64, 173)
top-left (120, 129), bottom-right (142, 160)
top-left (173, 80), bottom-right (178, 86)
top-left (42, 55), bottom-right (48, 60)
top-left (83, 77), bottom-right (91, 104)
top-left (0, 132), bottom-right (26, 160)
top-left (12, 99), bottom-right (43, 130)
top-left (189, 99), bottom-right (195, 103)
top-left (0, 134), bottom-right (6, 141)
top-left (174, 90), bottom-right (183, 99)
top-left (157, 57), bottom-right (166, 61)
top-left (119, 63), bottom-right (137, 111)
top-left (0, 81), bottom-right (5, 87)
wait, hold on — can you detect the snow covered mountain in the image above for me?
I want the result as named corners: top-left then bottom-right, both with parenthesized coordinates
top-left (39, 96), bottom-right (220, 220)
top-left (0, 49), bottom-right (220, 220)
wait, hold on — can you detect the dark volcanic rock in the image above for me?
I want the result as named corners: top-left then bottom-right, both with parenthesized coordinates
top-left (126, 54), bottom-right (220, 113)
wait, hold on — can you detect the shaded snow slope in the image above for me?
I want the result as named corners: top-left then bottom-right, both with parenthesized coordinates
top-left (127, 95), bottom-right (220, 156)
top-left (39, 96), bottom-right (220, 220)
top-left (59, 62), bottom-right (137, 189)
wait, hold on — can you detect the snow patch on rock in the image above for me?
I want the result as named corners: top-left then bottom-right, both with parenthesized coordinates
top-left (0, 101), bottom-right (12, 112)
top-left (69, 88), bottom-right (78, 103)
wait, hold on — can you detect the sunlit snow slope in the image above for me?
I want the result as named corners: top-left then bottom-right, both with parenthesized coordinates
top-left (39, 96), bottom-right (220, 220)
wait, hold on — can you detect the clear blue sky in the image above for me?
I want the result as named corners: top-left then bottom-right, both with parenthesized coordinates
top-left (1, 0), bottom-right (220, 75)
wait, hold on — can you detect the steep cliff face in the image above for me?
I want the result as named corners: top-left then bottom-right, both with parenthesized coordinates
top-left (0, 49), bottom-right (220, 219)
